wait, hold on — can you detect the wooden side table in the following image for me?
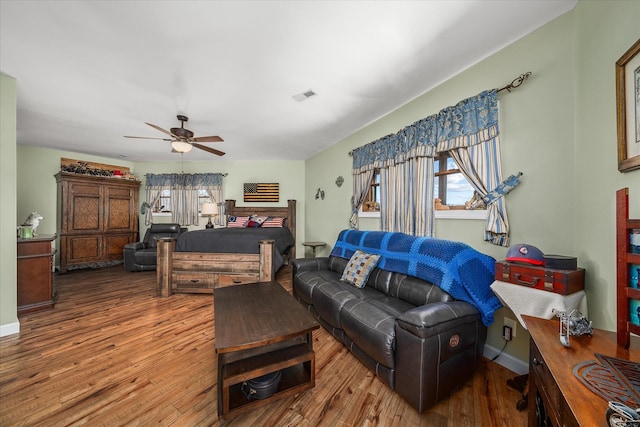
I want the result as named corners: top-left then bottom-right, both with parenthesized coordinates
top-left (17, 235), bottom-right (56, 314)
top-left (301, 241), bottom-right (326, 258)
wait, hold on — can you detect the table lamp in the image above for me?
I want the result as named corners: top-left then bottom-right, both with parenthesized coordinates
top-left (201, 202), bottom-right (218, 229)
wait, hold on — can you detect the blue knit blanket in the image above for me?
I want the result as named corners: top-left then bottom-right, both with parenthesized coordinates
top-left (330, 230), bottom-right (501, 326)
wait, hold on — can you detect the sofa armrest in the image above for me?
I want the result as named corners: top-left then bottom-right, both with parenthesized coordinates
top-left (292, 257), bottom-right (330, 275)
top-left (124, 242), bottom-right (146, 251)
top-left (395, 300), bottom-right (486, 413)
top-left (397, 301), bottom-right (482, 339)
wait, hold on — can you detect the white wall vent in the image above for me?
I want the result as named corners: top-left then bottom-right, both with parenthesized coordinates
top-left (292, 89), bottom-right (317, 102)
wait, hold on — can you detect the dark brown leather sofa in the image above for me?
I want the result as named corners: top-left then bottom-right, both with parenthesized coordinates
top-left (292, 255), bottom-right (487, 413)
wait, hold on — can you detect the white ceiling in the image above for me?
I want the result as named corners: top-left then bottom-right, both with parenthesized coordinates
top-left (0, 1), bottom-right (577, 163)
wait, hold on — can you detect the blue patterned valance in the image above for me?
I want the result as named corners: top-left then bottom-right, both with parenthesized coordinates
top-left (353, 90), bottom-right (499, 172)
top-left (145, 173), bottom-right (224, 188)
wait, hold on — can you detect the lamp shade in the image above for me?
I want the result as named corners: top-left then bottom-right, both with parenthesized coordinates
top-left (201, 202), bottom-right (217, 215)
top-left (171, 140), bottom-right (193, 153)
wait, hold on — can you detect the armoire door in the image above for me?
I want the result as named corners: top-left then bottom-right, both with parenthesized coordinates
top-left (104, 185), bottom-right (137, 231)
top-left (68, 181), bottom-right (102, 233)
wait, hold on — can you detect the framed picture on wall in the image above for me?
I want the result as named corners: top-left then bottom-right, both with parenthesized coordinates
top-left (616, 38), bottom-right (640, 172)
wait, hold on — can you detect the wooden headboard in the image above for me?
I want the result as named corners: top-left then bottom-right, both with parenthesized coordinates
top-left (225, 199), bottom-right (297, 260)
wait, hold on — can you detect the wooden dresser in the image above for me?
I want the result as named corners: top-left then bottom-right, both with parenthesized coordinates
top-left (524, 315), bottom-right (639, 426)
top-left (55, 172), bottom-right (140, 272)
top-left (17, 235), bottom-right (56, 314)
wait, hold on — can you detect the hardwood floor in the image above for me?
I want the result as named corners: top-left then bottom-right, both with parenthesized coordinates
top-left (0, 265), bottom-right (528, 426)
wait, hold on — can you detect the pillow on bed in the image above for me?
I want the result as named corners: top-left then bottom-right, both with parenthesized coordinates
top-left (247, 216), bottom-right (268, 227)
top-left (227, 215), bottom-right (250, 228)
top-left (262, 217), bottom-right (286, 228)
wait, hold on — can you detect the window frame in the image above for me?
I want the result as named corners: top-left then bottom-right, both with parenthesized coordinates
top-left (360, 168), bottom-right (381, 213)
top-left (151, 189), bottom-right (214, 217)
top-left (357, 154), bottom-right (487, 220)
top-left (435, 152), bottom-right (467, 210)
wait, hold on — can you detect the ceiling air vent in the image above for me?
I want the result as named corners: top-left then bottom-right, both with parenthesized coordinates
top-left (292, 89), bottom-right (317, 102)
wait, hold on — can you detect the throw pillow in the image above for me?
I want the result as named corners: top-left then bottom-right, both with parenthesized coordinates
top-left (340, 250), bottom-right (381, 288)
top-left (227, 215), bottom-right (249, 228)
top-left (251, 216), bottom-right (268, 227)
top-left (262, 217), bottom-right (285, 228)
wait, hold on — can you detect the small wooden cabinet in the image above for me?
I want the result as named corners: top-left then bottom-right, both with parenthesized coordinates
top-left (17, 235), bottom-right (56, 315)
top-left (55, 172), bottom-right (140, 272)
top-left (525, 315), bottom-right (638, 426)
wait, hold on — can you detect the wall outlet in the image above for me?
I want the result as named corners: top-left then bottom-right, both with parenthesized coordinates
top-left (504, 317), bottom-right (517, 339)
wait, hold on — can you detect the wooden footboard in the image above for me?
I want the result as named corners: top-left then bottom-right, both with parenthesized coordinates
top-left (156, 238), bottom-right (275, 296)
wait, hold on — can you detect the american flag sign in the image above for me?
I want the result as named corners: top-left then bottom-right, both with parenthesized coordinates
top-left (244, 183), bottom-right (279, 202)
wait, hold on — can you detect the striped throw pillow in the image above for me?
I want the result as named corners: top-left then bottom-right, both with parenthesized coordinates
top-left (262, 217), bottom-right (285, 228)
top-left (227, 215), bottom-right (250, 228)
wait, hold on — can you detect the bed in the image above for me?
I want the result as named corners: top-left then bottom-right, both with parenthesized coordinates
top-left (156, 199), bottom-right (296, 295)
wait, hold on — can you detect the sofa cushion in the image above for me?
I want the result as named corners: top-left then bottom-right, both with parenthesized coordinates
top-left (340, 250), bottom-right (381, 288)
top-left (312, 282), bottom-right (359, 329)
top-left (340, 299), bottom-right (397, 369)
top-left (343, 334), bottom-right (395, 389)
top-left (363, 268), bottom-right (394, 294)
top-left (294, 269), bottom-right (341, 306)
top-left (329, 256), bottom-right (349, 274)
top-left (365, 296), bottom-right (415, 318)
top-left (389, 275), bottom-right (455, 306)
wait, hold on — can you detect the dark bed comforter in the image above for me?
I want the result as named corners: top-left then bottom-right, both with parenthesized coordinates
top-left (175, 227), bottom-right (295, 271)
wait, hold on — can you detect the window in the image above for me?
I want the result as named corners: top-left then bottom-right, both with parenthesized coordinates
top-left (434, 152), bottom-right (482, 210)
top-left (361, 169), bottom-right (380, 212)
top-left (358, 155), bottom-right (486, 219)
top-left (153, 189), bottom-right (213, 214)
top-left (155, 189), bottom-right (172, 213)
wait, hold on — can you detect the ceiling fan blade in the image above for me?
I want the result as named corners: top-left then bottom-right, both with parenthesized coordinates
top-left (192, 135), bottom-right (224, 143)
top-left (124, 135), bottom-right (173, 141)
top-left (146, 122), bottom-right (179, 138)
top-left (193, 143), bottom-right (225, 156)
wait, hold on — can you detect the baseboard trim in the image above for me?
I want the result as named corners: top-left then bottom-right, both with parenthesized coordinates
top-left (483, 343), bottom-right (529, 375)
top-left (0, 321), bottom-right (20, 337)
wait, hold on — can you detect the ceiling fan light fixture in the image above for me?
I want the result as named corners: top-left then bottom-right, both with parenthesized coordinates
top-left (171, 140), bottom-right (193, 153)
top-left (130, 116), bottom-right (224, 156)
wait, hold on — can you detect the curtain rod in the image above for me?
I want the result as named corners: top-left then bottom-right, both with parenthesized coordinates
top-left (348, 72), bottom-right (532, 156)
top-left (497, 72), bottom-right (531, 93)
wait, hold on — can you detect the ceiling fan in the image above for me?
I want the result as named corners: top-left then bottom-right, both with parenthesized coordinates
top-left (125, 115), bottom-right (225, 156)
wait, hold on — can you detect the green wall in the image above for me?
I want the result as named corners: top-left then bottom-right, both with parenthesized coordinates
top-left (134, 160), bottom-right (306, 255)
top-left (305, 1), bottom-right (640, 369)
top-left (13, 147), bottom-right (307, 271)
top-left (574, 0), bottom-right (640, 333)
top-left (1, 73), bottom-right (18, 335)
top-left (16, 145), bottom-right (136, 238)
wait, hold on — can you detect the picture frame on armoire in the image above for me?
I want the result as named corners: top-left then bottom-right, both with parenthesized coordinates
top-left (616, 38), bottom-right (640, 172)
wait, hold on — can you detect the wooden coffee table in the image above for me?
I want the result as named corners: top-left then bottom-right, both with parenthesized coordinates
top-left (214, 281), bottom-right (320, 416)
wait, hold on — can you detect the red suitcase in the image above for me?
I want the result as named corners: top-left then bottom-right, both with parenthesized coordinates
top-left (494, 260), bottom-right (585, 295)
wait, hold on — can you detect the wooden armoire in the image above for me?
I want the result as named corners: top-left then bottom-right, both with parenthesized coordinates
top-left (55, 172), bottom-right (141, 272)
